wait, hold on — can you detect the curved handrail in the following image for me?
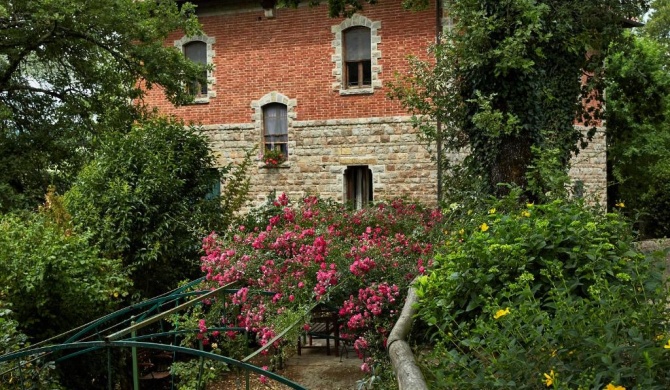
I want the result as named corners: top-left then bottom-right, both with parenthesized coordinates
top-left (386, 279), bottom-right (427, 390)
top-left (0, 341), bottom-right (307, 389)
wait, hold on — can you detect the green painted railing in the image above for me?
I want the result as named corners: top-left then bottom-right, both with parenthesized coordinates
top-left (0, 278), bottom-right (312, 390)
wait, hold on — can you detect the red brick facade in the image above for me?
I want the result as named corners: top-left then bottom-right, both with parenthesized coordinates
top-left (145, 0), bottom-right (437, 124)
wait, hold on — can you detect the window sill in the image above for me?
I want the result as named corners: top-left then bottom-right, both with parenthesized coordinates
top-left (260, 164), bottom-right (290, 169)
top-left (185, 97), bottom-right (210, 105)
top-left (339, 87), bottom-right (374, 96)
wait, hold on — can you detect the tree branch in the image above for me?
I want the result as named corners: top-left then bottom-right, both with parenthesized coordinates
top-left (4, 84), bottom-right (68, 100)
top-left (0, 20), bottom-right (58, 89)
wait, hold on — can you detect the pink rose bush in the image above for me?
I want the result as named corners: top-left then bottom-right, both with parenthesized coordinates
top-left (185, 194), bottom-right (442, 380)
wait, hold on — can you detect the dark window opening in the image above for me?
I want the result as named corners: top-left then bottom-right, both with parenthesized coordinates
top-left (205, 168), bottom-right (221, 200)
top-left (344, 166), bottom-right (373, 209)
top-left (183, 41), bottom-right (207, 97)
top-left (263, 103), bottom-right (288, 157)
top-left (343, 27), bottom-right (371, 88)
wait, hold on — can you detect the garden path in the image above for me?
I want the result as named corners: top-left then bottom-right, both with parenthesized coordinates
top-left (208, 340), bottom-right (365, 390)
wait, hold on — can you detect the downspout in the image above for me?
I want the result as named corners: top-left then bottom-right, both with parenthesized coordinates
top-left (435, 0), bottom-right (443, 204)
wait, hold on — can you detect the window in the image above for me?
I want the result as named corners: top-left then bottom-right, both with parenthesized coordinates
top-left (331, 15), bottom-right (381, 95)
top-left (183, 40), bottom-right (208, 97)
top-left (205, 168), bottom-right (221, 200)
top-left (174, 35), bottom-right (216, 101)
top-left (344, 27), bottom-right (371, 88)
top-left (344, 166), bottom-right (373, 209)
top-left (263, 103), bottom-right (288, 156)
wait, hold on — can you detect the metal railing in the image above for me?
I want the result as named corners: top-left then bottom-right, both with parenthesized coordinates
top-left (0, 279), bottom-right (313, 390)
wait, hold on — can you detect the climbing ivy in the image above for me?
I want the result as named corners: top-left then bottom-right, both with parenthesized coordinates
top-left (391, 0), bottom-right (649, 202)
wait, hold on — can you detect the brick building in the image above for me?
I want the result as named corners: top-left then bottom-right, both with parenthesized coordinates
top-left (145, 0), bottom-right (607, 208)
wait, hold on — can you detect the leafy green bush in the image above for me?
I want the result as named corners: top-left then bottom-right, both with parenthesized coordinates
top-left (416, 192), bottom-right (670, 389)
top-left (65, 116), bottom-right (251, 298)
top-left (606, 33), bottom-right (670, 238)
top-left (0, 207), bottom-right (129, 340)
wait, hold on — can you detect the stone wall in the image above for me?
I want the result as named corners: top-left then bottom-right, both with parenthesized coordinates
top-left (568, 126), bottom-right (607, 204)
top-left (204, 118), bottom-right (607, 208)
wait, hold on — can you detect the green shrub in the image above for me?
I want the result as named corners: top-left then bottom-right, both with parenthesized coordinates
top-left (416, 192), bottom-right (670, 389)
top-left (0, 209), bottom-right (129, 340)
top-left (65, 116), bottom-right (251, 298)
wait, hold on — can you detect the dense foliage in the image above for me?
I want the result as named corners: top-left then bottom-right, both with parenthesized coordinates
top-left (65, 116), bottom-right (250, 299)
top-left (391, 0), bottom-right (649, 201)
top-left (0, 304), bottom-right (63, 389)
top-left (605, 33), bottom-right (670, 237)
top-left (0, 0), bottom-right (205, 211)
top-left (417, 192), bottom-right (670, 389)
top-left (0, 191), bottom-right (129, 339)
top-left (171, 195), bottom-right (442, 387)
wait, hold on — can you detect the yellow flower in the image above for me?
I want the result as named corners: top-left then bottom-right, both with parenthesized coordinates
top-left (493, 307), bottom-right (510, 319)
top-left (604, 383), bottom-right (626, 390)
top-left (543, 370), bottom-right (555, 387)
top-left (521, 210), bottom-right (531, 217)
top-left (459, 229), bottom-right (465, 235)
top-left (480, 223), bottom-right (489, 232)
top-left (615, 202), bottom-right (625, 208)
top-left (550, 349), bottom-right (557, 358)
top-left (489, 208), bottom-right (496, 214)
top-left (113, 292), bottom-right (119, 298)
top-left (664, 339), bottom-right (670, 349)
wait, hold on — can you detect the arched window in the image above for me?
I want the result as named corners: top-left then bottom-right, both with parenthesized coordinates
top-left (175, 35), bottom-right (215, 101)
top-left (343, 27), bottom-right (371, 88)
top-left (263, 103), bottom-right (288, 156)
top-left (183, 40), bottom-right (208, 97)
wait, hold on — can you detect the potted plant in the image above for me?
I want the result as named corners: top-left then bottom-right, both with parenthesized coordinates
top-left (263, 148), bottom-right (286, 167)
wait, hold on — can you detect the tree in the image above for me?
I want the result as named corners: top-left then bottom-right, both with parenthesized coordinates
top-left (605, 33), bottom-right (670, 237)
top-left (644, 0), bottom-right (670, 45)
top-left (0, 0), bottom-right (206, 211)
top-left (64, 116), bottom-right (251, 298)
top-left (391, 0), bottom-right (649, 202)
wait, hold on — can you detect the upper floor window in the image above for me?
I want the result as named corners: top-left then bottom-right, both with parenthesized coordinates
top-left (183, 40), bottom-right (208, 97)
top-left (344, 27), bottom-right (371, 88)
top-left (263, 103), bottom-right (288, 156)
top-left (331, 15), bottom-right (381, 95)
top-left (174, 35), bottom-right (216, 102)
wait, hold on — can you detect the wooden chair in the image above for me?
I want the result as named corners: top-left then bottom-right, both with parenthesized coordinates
top-left (297, 308), bottom-right (340, 356)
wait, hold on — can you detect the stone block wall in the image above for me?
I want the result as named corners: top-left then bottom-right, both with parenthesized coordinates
top-left (204, 116), bottom-right (438, 206)
top-left (204, 117), bottom-right (606, 208)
